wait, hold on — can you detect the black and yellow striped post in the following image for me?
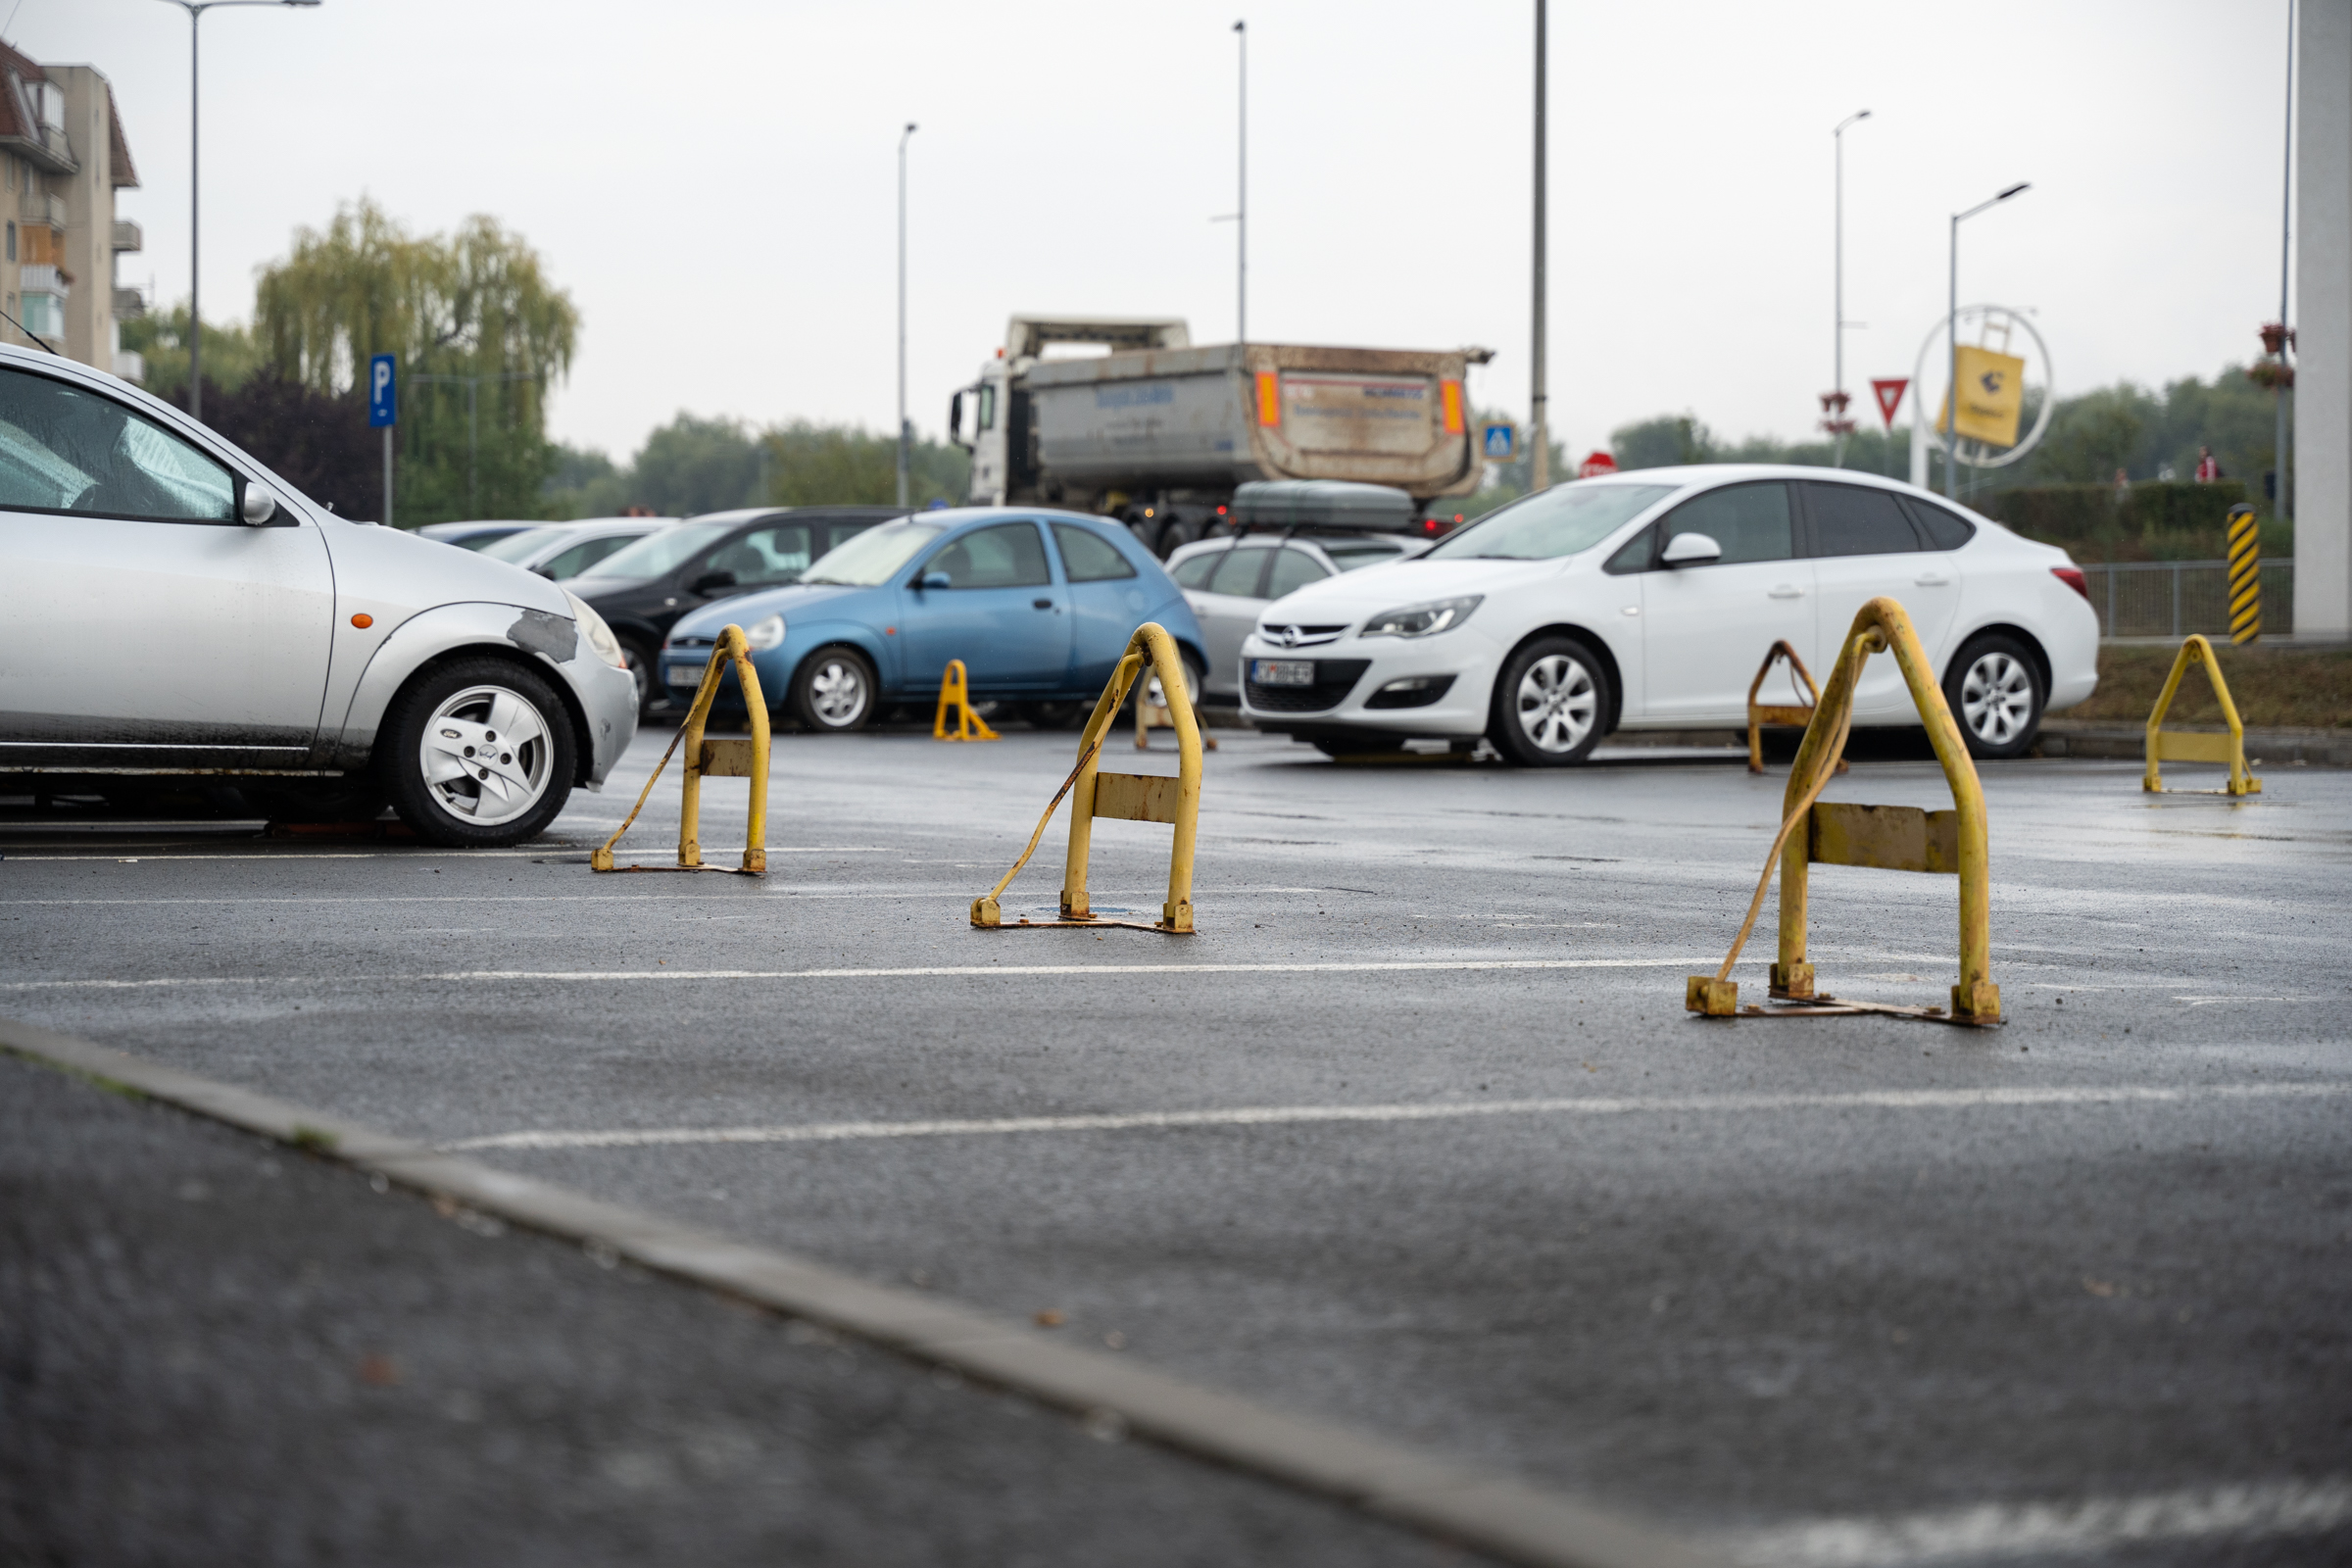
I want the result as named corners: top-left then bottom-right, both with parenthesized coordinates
top-left (2227, 503), bottom-right (2261, 645)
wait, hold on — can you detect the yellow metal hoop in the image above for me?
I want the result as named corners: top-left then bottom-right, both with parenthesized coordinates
top-left (590, 624), bottom-right (769, 875)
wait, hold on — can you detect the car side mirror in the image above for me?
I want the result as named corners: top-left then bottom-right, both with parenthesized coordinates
top-left (1660, 531), bottom-right (1722, 566)
top-left (689, 569), bottom-right (737, 595)
top-left (238, 481), bottom-right (279, 527)
top-left (916, 570), bottom-right (953, 591)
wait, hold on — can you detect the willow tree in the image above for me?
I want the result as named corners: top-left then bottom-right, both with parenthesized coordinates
top-left (255, 199), bottom-right (580, 524)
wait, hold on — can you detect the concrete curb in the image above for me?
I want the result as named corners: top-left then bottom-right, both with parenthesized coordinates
top-left (0, 1015), bottom-right (1714, 1568)
top-left (2036, 721), bottom-right (2352, 767)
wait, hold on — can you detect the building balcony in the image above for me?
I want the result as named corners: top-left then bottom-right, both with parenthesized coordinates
top-left (114, 348), bottom-right (146, 384)
top-left (114, 285), bottom-right (146, 319)
top-left (21, 192), bottom-right (66, 230)
top-left (113, 219), bottom-right (141, 253)
top-left (20, 264), bottom-right (71, 300)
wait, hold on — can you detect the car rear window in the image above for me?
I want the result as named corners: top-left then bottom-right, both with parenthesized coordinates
top-left (1053, 522), bottom-right (1139, 582)
top-left (1900, 496), bottom-right (1978, 550)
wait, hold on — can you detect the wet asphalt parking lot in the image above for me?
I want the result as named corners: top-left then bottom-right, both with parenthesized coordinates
top-left (4, 721), bottom-right (2349, 1566)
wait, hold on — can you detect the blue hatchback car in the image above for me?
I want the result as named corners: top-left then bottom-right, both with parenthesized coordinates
top-left (656, 508), bottom-right (1209, 731)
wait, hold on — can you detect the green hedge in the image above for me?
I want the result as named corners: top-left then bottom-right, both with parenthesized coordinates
top-left (1975, 481), bottom-right (2273, 562)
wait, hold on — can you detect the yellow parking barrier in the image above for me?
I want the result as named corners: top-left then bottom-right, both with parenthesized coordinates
top-left (933, 659), bottom-right (1000, 742)
top-left (971, 622), bottom-right (1200, 934)
top-left (2143, 633), bottom-right (2261, 797)
top-left (1136, 669), bottom-right (1216, 752)
top-left (1687, 596), bottom-right (2000, 1026)
top-left (590, 624), bottom-right (769, 876)
top-left (2228, 503), bottom-right (2261, 645)
top-left (1744, 639), bottom-right (1843, 776)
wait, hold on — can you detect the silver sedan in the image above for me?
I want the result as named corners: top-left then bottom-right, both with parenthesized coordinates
top-left (1169, 532), bottom-right (1424, 705)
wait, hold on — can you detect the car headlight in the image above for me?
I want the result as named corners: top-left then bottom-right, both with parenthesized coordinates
top-left (743, 612), bottom-right (787, 652)
top-left (1359, 595), bottom-right (1483, 639)
top-left (563, 590), bottom-right (627, 669)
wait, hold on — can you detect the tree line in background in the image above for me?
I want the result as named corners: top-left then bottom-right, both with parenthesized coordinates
top-left (541, 415), bottom-right (969, 520)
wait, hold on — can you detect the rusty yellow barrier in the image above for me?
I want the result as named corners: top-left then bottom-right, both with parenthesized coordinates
top-left (1688, 596), bottom-right (1999, 1026)
top-left (1744, 638), bottom-right (1842, 776)
top-left (590, 623), bottom-right (769, 875)
top-left (971, 622), bottom-right (1200, 934)
top-left (2143, 634), bottom-right (2261, 798)
top-left (1136, 666), bottom-right (1216, 752)
top-left (933, 659), bottom-right (1000, 742)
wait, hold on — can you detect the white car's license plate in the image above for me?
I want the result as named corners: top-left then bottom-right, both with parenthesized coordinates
top-left (664, 664), bottom-right (703, 688)
top-left (1251, 659), bottom-right (1316, 687)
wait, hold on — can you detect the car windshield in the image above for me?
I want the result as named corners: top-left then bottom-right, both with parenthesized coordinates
top-left (478, 525), bottom-right (568, 564)
top-left (1422, 482), bottom-right (1677, 562)
top-left (801, 518), bottom-right (947, 585)
top-left (574, 522), bottom-right (724, 580)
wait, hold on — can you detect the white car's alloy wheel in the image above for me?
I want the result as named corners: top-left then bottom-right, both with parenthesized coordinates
top-left (1959, 651), bottom-right (2034, 746)
top-left (418, 684), bottom-right (556, 827)
top-left (1514, 654), bottom-right (1597, 755)
top-left (808, 657), bottom-right (868, 727)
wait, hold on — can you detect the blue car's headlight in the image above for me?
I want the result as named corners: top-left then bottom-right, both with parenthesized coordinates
top-left (1359, 595), bottom-right (1482, 639)
top-left (743, 612), bottom-right (787, 652)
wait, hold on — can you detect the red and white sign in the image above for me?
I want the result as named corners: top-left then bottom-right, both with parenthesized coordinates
top-left (1577, 451), bottom-right (1617, 478)
top-left (1870, 378), bottom-right (1909, 428)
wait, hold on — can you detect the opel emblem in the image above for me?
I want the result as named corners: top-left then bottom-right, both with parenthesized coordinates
top-left (1271, 625), bottom-right (1300, 648)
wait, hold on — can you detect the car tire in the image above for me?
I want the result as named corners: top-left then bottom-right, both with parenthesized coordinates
top-left (1942, 632), bottom-right (2043, 760)
top-left (792, 646), bottom-right (877, 733)
top-left (617, 637), bottom-right (659, 717)
top-left (1488, 636), bottom-right (1611, 766)
top-left (378, 658), bottom-right (577, 848)
top-left (1131, 649), bottom-right (1205, 720)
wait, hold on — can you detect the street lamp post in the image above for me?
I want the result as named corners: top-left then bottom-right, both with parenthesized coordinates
top-left (1946, 181), bottom-right (2030, 499)
top-left (2276, 0), bottom-right (2295, 521)
top-left (152, 0), bottom-right (319, 422)
top-left (1530, 0), bottom-right (1547, 494)
top-left (1831, 109), bottom-right (1870, 468)
top-left (897, 122), bottom-right (916, 510)
top-left (1234, 20), bottom-right (1246, 344)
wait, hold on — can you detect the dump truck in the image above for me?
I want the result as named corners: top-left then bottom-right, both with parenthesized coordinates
top-left (949, 316), bottom-right (1493, 557)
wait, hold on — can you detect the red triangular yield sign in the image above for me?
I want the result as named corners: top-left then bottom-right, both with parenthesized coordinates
top-left (1870, 377), bottom-right (1909, 427)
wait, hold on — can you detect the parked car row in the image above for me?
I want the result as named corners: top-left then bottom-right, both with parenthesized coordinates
top-left (0, 340), bottom-right (2100, 858)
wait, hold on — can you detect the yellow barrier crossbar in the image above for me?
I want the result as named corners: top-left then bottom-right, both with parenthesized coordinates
top-left (971, 622), bottom-right (1201, 934)
top-left (590, 624), bottom-right (769, 875)
top-left (2143, 633), bottom-right (2260, 797)
top-left (1688, 596), bottom-right (1999, 1026)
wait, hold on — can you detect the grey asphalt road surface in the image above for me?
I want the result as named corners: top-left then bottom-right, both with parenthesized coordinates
top-left (5, 721), bottom-right (2349, 1566)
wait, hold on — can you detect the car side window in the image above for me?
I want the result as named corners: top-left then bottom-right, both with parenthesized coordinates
top-left (1602, 522), bottom-right (1659, 575)
top-left (1203, 547), bottom-right (1270, 597)
top-left (1052, 522), bottom-right (1138, 582)
top-left (542, 536), bottom-right (633, 579)
top-left (1804, 483), bottom-right (1924, 557)
top-left (0, 366), bottom-right (237, 523)
top-left (1263, 547), bottom-right (1328, 599)
top-left (1171, 552), bottom-right (1219, 589)
top-left (1900, 496), bottom-right (1977, 550)
top-left (1653, 482), bottom-right (1794, 566)
top-left (708, 523), bottom-right (814, 586)
top-left (922, 520), bottom-right (1051, 588)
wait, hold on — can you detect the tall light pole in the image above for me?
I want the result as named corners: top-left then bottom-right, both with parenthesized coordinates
top-left (2275, 0), bottom-right (2295, 521)
top-left (1234, 20), bottom-right (1247, 344)
top-left (1831, 109), bottom-right (1870, 468)
top-left (1946, 181), bottom-right (2030, 499)
top-left (1530, 0), bottom-right (1548, 493)
top-left (897, 121), bottom-right (916, 509)
top-left (152, 0), bottom-right (319, 422)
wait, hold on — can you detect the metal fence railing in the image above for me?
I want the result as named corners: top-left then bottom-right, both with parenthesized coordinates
top-left (2080, 559), bottom-right (2294, 639)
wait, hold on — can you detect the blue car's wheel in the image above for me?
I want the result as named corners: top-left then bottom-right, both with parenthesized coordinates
top-left (792, 646), bottom-right (876, 733)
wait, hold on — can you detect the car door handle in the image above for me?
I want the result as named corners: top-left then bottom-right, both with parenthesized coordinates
top-left (1914, 572), bottom-right (1952, 586)
top-left (1033, 598), bottom-right (1054, 610)
top-left (1768, 584), bottom-right (1804, 599)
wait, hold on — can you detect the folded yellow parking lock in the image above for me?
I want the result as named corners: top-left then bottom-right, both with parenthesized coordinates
top-left (970, 622), bottom-right (1200, 934)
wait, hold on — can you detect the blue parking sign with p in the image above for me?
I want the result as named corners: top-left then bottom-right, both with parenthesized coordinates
top-left (368, 354), bottom-right (398, 427)
top-left (1482, 422), bottom-right (1516, 461)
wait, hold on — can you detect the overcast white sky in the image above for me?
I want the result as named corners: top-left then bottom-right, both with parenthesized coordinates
top-left (26, 0), bottom-right (2297, 466)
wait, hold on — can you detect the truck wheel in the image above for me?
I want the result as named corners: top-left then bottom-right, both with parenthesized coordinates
top-left (1942, 632), bottom-right (2043, 760)
top-left (792, 646), bottom-right (876, 732)
top-left (1488, 636), bottom-right (1610, 766)
top-left (378, 658), bottom-right (577, 847)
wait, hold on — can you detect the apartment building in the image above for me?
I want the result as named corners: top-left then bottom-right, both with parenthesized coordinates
top-left (0, 41), bottom-right (140, 380)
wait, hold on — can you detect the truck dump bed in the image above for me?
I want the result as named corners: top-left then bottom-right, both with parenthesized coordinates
top-left (1022, 342), bottom-right (1482, 503)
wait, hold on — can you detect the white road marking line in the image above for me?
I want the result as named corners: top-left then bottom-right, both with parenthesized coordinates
top-left (440, 1081), bottom-right (2350, 1152)
top-left (0, 846), bottom-right (897, 862)
top-left (1718, 1476), bottom-right (2352, 1566)
top-left (0, 886), bottom-right (1326, 907)
top-left (2174, 995), bottom-right (2320, 1005)
top-left (0, 956), bottom-right (1727, 992)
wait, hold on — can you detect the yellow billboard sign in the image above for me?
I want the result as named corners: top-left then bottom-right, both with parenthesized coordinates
top-left (1935, 345), bottom-right (2027, 448)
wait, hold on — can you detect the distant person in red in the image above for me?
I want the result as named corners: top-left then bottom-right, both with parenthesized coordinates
top-left (2195, 446), bottom-right (2222, 482)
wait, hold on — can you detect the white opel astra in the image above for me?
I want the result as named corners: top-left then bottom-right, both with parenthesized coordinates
top-left (1238, 466), bottom-right (2099, 764)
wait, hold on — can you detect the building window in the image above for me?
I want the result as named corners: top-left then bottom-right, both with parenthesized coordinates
top-left (5, 221), bottom-right (14, 262)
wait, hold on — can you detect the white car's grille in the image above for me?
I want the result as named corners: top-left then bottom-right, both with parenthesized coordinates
top-left (1254, 621), bottom-right (1349, 649)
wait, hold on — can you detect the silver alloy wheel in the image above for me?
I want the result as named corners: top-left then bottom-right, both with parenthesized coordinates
top-left (1960, 651), bottom-right (2034, 746)
top-left (1514, 653), bottom-right (1597, 755)
top-left (417, 683), bottom-right (556, 827)
top-left (807, 656), bottom-right (869, 727)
